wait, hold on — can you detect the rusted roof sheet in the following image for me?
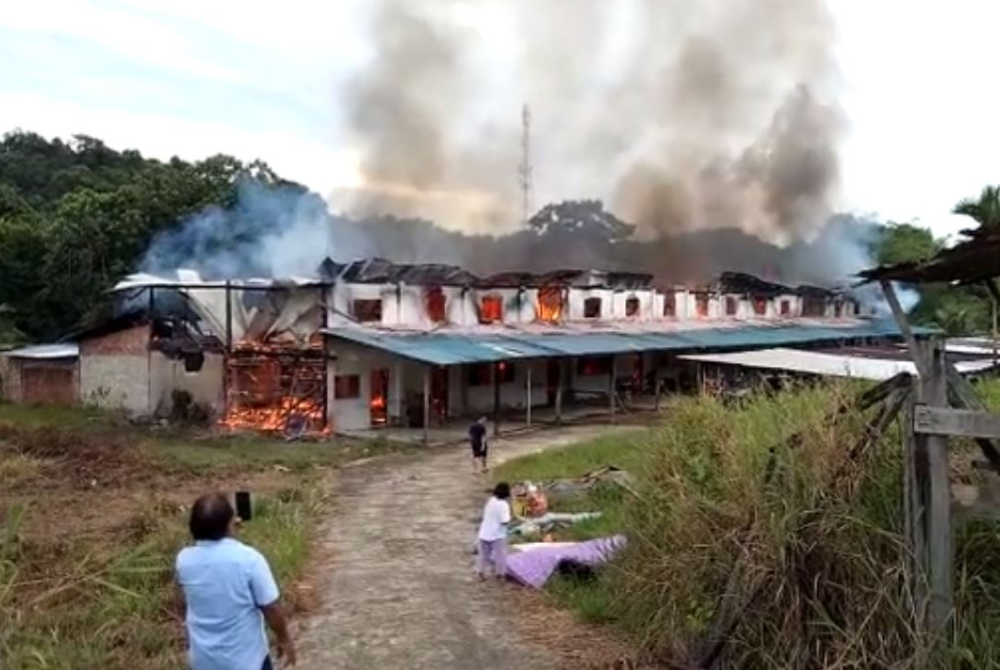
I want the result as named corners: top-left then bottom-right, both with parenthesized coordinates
top-left (859, 229), bottom-right (1000, 285)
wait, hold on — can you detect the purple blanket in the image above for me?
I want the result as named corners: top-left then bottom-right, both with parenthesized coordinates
top-left (506, 536), bottom-right (627, 588)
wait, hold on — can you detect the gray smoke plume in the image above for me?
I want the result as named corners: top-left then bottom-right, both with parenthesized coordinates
top-left (340, 0), bottom-right (845, 246)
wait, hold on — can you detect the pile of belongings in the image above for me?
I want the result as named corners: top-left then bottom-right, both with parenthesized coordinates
top-left (543, 465), bottom-right (638, 499)
top-left (510, 512), bottom-right (602, 537)
top-left (506, 536), bottom-right (627, 588)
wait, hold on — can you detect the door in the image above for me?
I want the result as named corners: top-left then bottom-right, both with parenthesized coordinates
top-left (546, 359), bottom-right (560, 406)
top-left (370, 369), bottom-right (389, 426)
top-left (431, 367), bottom-right (449, 423)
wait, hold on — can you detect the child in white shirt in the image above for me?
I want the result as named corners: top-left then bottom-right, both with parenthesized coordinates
top-left (476, 482), bottom-right (512, 581)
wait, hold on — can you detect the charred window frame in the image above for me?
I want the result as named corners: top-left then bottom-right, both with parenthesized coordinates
top-left (183, 352), bottom-right (205, 374)
top-left (425, 286), bottom-right (446, 323)
top-left (583, 297), bottom-right (602, 319)
top-left (663, 294), bottom-right (676, 318)
top-left (479, 295), bottom-right (504, 324)
top-left (780, 300), bottom-right (792, 316)
top-left (753, 297), bottom-right (768, 316)
top-left (625, 296), bottom-right (641, 317)
top-left (577, 356), bottom-right (612, 377)
top-left (353, 299), bottom-right (383, 323)
top-left (467, 363), bottom-right (493, 387)
top-left (334, 374), bottom-right (361, 399)
top-left (695, 294), bottom-right (711, 318)
top-left (725, 297), bottom-right (738, 316)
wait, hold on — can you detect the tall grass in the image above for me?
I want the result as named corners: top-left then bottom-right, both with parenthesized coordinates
top-left (502, 381), bottom-right (1000, 668)
top-left (0, 487), bottom-right (323, 670)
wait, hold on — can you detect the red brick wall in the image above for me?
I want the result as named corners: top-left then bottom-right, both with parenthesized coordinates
top-left (80, 325), bottom-right (150, 355)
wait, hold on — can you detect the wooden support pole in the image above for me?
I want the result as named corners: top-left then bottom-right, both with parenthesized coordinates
top-left (609, 356), bottom-right (616, 418)
top-left (422, 366), bottom-right (430, 445)
top-left (880, 280), bottom-right (928, 377)
top-left (555, 359), bottom-right (565, 425)
top-left (915, 339), bottom-right (953, 635)
top-left (493, 362), bottom-right (501, 437)
top-left (526, 363), bottom-right (532, 427)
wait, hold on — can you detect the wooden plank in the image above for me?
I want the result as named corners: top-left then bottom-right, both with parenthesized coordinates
top-left (423, 366), bottom-right (431, 445)
top-left (880, 280), bottom-right (928, 377)
top-left (917, 339), bottom-right (953, 635)
top-left (914, 405), bottom-right (1000, 440)
top-left (525, 364), bottom-right (532, 427)
top-left (945, 365), bottom-right (1000, 470)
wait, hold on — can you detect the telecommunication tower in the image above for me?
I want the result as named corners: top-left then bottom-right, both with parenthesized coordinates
top-left (517, 104), bottom-right (534, 228)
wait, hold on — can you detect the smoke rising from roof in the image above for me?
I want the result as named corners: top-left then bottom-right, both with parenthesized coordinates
top-left (341, 0), bottom-right (844, 244)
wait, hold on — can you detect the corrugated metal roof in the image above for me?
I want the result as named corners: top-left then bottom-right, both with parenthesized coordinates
top-left (679, 347), bottom-right (997, 381)
top-left (3, 344), bottom-right (79, 360)
top-left (324, 320), bottom-right (920, 366)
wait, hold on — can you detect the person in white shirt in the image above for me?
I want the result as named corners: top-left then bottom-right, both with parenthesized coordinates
top-left (476, 482), bottom-right (513, 581)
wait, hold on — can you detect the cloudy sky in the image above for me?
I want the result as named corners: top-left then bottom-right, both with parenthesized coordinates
top-left (0, 0), bottom-right (995, 239)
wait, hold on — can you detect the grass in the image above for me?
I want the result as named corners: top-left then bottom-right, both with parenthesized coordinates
top-left (497, 379), bottom-right (1000, 668)
top-left (0, 404), bottom-right (388, 670)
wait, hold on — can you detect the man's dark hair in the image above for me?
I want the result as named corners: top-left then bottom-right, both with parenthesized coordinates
top-left (493, 482), bottom-right (511, 500)
top-left (189, 493), bottom-right (235, 541)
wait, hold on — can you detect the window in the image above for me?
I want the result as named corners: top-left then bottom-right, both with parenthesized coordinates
top-left (725, 297), bottom-right (738, 316)
top-left (425, 286), bottom-right (446, 323)
top-left (696, 294), bottom-right (710, 318)
top-left (577, 356), bottom-right (612, 376)
top-left (753, 297), bottom-right (767, 316)
top-left (536, 286), bottom-right (564, 322)
top-left (467, 364), bottom-right (492, 387)
top-left (479, 295), bottom-right (503, 324)
top-left (663, 294), bottom-right (676, 318)
top-left (780, 300), bottom-right (791, 316)
top-left (625, 296), bottom-right (640, 317)
top-left (353, 299), bottom-right (383, 323)
top-left (334, 374), bottom-right (361, 399)
top-left (583, 297), bottom-right (602, 319)
top-left (834, 302), bottom-right (843, 318)
top-left (496, 361), bottom-right (516, 384)
top-left (802, 297), bottom-right (825, 318)
top-left (183, 352), bottom-right (204, 373)
top-left (853, 302), bottom-right (861, 316)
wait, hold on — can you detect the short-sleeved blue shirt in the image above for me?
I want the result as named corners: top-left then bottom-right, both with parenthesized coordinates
top-left (176, 538), bottom-right (280, 670)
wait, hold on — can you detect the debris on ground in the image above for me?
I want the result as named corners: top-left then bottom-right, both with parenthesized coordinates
top-left (543, 465), bottom-right (639, 499)
top-left (506, 536), bottom-right (627, 588)
top-left (511, 512), bottom-right (603, 537)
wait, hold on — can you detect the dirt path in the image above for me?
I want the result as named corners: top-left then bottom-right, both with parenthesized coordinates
top-left (294, 425), bottom-right (627, 670)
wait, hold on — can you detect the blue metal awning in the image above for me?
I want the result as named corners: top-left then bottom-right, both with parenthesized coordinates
top-left (323, 320), bottom-right (925, 367)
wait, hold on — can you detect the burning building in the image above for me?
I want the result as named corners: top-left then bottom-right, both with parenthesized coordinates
top-left (3, 257), bottom-right (907, 438)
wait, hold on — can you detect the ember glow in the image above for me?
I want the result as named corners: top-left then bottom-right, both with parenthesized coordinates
top-left (536, 286), bottom-right (564, 323)
top-left (222, 340), bottom-right (327, 434)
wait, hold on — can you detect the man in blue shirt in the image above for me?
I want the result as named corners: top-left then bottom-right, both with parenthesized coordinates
top-left (176, 493), bottom-right (297, 669)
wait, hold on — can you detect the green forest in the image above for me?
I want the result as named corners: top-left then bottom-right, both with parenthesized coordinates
top-left (0, 130), bottom-right (995, 345)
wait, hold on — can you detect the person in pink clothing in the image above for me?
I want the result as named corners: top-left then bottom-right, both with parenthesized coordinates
top-left (476, 482), bottom-right (512, 581)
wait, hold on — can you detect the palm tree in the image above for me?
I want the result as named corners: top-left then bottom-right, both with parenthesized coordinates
top-left (953, 185), bottom-right (1000, 229)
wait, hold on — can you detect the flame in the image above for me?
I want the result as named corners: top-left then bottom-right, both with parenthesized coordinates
top-left (479, 295), bottom-right (503, 324)
top-left (536, 287), bottom-right (563, 323)
top-left (221, 396), bottom-right (327, 433)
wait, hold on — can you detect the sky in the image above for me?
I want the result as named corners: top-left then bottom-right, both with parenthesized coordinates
top-left (0, 0), bottom-right (996, 241)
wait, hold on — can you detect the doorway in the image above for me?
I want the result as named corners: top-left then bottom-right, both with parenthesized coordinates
top-left (370, 368), bottom-right (389, 426)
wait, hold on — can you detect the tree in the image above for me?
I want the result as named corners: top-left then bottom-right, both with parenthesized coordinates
top-left (953, 185), bottom-right (1000, 229)
top-left (873, 222), bottom-right (941, 266)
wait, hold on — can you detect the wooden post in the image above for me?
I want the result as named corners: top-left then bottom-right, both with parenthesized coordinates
top-left (526, 363), bottom-right (532, 427)
top-left (555, 359), bottom-right (565, 425)
top-left (493, 362), bottom-right (501, 437)
top-left (609, 356), bottom-right (616, 418)
top-left (880, 280), bottom-right (928, 376)
top-left (916, 338), bottom-right (953, 635)
top-left (422, 366), bottom-right (430, 445)
top-left (392, 359), bottom-right (403, 426)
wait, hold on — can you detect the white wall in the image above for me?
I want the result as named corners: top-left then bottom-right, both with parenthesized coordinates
top-left (682, 293), bottom-right (721, 320)
top-left (81, 354), bottom-right (149, 414)
top-left (149, 351), bottom-right (224, 417)
top-left (610, 290), bottom-right (656, 320)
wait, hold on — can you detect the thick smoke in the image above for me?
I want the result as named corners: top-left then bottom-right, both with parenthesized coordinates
top-left (340, 0), bottom-right (845, 246)
top-left (140, 180), bottom-right (373, 279)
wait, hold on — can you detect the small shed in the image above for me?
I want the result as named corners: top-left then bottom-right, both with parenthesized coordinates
top-left (0, 344), bottom-right (80, 405)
